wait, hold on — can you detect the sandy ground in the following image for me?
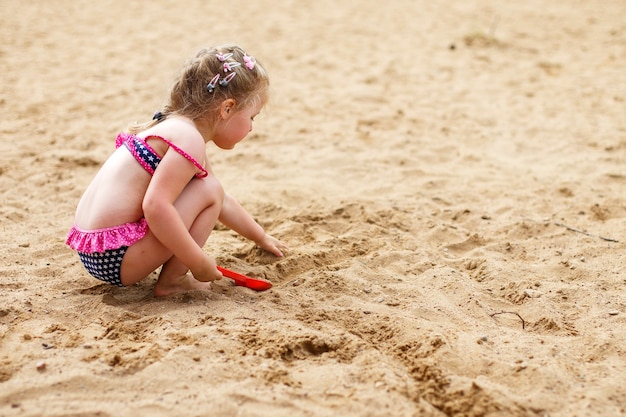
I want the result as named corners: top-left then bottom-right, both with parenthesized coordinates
top-left (1, 1), bottom-right (626, 416)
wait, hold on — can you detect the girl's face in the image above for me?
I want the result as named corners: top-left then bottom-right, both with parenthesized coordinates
top-left (213, 100), bottom-right (264, 150)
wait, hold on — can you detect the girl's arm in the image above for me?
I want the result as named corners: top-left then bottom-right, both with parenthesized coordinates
top-left (219, 192), bottom-right (287, 257)
top-left (143, 141), bottom-right (222, 281)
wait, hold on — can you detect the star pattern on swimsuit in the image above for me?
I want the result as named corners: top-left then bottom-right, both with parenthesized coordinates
top-left (78, 248), bottom-right (127, 287)
top-left (134, 142), bottom-right (159, 171)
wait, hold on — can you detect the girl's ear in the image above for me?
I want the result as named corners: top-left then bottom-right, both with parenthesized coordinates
top-left (220, 99), bottom-right (237, 119)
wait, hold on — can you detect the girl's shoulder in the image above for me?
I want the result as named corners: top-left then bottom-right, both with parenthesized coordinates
top-left (142, 118), bottom-right (205, 157)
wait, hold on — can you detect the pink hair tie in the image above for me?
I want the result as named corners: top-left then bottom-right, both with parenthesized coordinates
top-left (243, 54), bottom-right (256, 70)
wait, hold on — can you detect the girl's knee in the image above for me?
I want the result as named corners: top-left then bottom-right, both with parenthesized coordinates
top-left (176, 177), bottom-right (223, 218)
top-left (201, 175), bottom-right (224, 205)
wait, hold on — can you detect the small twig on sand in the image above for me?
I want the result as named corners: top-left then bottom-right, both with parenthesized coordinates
top-left (554, 222), bottom-right (619, 243)
top-left (490, 311), bottom-right (526, 329)
top-left (489, 15), bottom-right (500, 38)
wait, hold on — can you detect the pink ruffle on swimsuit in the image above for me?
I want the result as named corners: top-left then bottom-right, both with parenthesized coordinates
top-left (66, 133), bottom-right (209, 286)
top-left (66, 219), bottom-right (149, 254)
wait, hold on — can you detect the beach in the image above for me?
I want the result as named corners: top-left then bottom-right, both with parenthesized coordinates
top-left (1, 1), bottom-right (625, 416)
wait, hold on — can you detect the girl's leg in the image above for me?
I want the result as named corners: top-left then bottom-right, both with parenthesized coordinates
top-left (152, 201), bottom-right (222, 297)
top-left (120, 175), bottom-right (224, 295)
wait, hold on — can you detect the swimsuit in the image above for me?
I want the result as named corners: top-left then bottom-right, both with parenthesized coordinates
top-left (66, 133), bottom-right (208, 286)
top-left (115, 132), bottom-right (208, 179)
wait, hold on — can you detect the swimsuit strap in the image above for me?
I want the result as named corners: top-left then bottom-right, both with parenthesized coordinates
top-left (144, 135), bottom-right (209, 178)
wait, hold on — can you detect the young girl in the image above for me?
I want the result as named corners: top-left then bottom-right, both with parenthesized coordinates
top-left (66, 45), bottom-right (287, 297)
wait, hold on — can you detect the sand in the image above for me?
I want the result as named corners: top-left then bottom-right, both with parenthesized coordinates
top-left (1, 0), bottom-right (625, 416)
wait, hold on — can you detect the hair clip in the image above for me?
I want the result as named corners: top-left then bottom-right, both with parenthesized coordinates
top-left (206, 74), bottom-right (220, 93)
top-left (219, 72), bottom-right (236, 87)
top-left (152, 111), bottom-right (165, 121)
top-left (243, 54), bottom-right (256, 70)
top-left (223, 61), bottom-right (241, 72)
top-left (216, 52), bottom-right (233, 62)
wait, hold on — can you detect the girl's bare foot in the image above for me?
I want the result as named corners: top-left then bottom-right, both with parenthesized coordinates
top-left (153, 272), bottom-right (212, 297)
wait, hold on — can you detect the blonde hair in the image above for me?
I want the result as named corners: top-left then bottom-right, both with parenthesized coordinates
top-left (127, 45), bottom-right (269, 133)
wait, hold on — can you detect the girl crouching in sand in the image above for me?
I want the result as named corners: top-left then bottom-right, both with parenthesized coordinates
top-left (66, 45), bottom-right (287, 297)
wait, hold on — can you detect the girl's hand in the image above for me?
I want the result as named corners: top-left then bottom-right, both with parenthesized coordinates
top-left (256, 233), bottom-right (288, 257)
top-left (191, 256), bottom-right (224, 282)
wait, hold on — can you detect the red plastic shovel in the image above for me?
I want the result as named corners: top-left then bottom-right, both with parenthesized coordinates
top-left (217, 266), bottom-right (273, 291)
